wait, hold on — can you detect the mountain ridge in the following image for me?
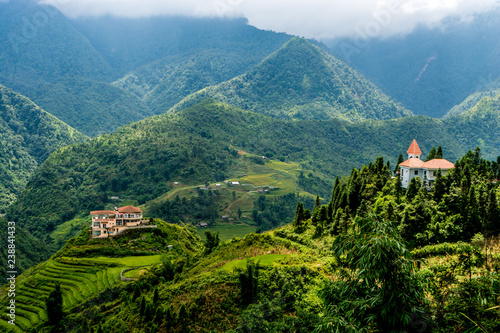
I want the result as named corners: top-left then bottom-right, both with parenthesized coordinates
top-left (171, 38), bottom-right (412, 122)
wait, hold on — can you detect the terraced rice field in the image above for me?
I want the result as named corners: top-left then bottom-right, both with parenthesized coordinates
top-left (0, 255), bottom-right (160, 332)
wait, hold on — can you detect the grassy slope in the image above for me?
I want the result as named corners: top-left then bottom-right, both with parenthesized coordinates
top-left (0, 219), bottom-right (201, 331)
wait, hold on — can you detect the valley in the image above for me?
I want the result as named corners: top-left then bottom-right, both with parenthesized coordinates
top-left (1, 1), bottom-right (500, 332)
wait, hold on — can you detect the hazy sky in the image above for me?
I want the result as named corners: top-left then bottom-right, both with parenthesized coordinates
top-left (39, 0), bottom-right (500, 39)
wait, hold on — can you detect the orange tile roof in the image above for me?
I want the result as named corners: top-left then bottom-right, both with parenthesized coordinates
top-left (399, 158), bottom-right (425, 168)
top-left (399, 158), bottom-right (454, 170)
top-left (407, 139), bottom-right (422, 155)
top-left (90, 210), bottom-right (116, 215)
top-left (422, 159), bottom-right (455, 170)
top-left (118, 205), bottom-right (142, 214)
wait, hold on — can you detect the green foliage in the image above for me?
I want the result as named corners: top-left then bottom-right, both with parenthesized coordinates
top-left (254, 193), bottom-right (314, 233)
top-left (46, 283), bottom-right (64, 326)
top-left (204, 231), bottom-right (220, 255)
top-left (317, 216), bottom-right (426, 332)
top-left (0, 84), bottom-right (88, 211)
top-left (412, 242), bottom-right (479, 259)
top-left (238, 260), bottom-right (259, 306)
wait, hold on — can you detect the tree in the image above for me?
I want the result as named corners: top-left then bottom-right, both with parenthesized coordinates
top-left (46, 283), bottom-right (64, 326)
top-left (132, 285), bottom-right (141, 301)
top-left (238, 260), bottom-right (259, 305)
top-left (293, 202), bottom-right (305, 228)
top-left (317, 216), bottom-right (426, 332)
top-left (204, 230), bottom-right (220, 254)
top-left (153, 287), bottom-right (159, 305)
top-left (436, 145), bottom-right (443, 159)
top-left (237, 208), bottom-right (242, 219)
top-left (406, 177), bottom-right (421, 201)
top-left (433, 169), bottom-right (446, 202)
top-left (426, 146), bottom-right (437, 161)
top-left (395, 154), bottom-right (404, 174)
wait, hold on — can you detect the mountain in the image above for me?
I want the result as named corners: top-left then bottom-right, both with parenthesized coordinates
top-left (0, 1), bottom-right (154, 137)
top-left (73, 16), bottom-right (292, 80)
top-left (0, 83), bottom-right (87, 282)
top-left (113, 47), bottom-right (292, 115)
top-left (326, 11), bottom-right (500, 118)
top-left (8, 97), bottom-right (500, 251)
top-left (0, 84), bottom-right (88, 212)
top-left (445, 88), bottom-right (500, 118)
top-left (171, 38), bottom-right (412, 121)
top-left (0, 1), bottom-right (293, 135)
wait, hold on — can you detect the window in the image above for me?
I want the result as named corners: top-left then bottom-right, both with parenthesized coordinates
top-left (414, 170), bottom-right (418, 175)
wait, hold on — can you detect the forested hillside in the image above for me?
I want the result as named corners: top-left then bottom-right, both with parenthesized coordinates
top-left (6, 96), bottom-right (500, 263)
top-left (3, 151), bottom-right (500, 332)
top-left (328, 10), bottom-right (500, 118)
top-left (0, 1), bottom-right (292, 136)
top-left (0, 84), bottom-right (87, 282)
top-left (172, 38), bottom-right (412, 121)
top-left (0, 84), bottom-right (88, 211)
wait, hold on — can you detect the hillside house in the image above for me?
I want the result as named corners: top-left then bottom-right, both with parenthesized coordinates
top-left (399, 139), bottom-right (455, 188)
top-left (90, 205), bottom-right (152, 238)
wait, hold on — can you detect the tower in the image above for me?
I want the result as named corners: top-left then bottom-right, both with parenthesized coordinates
top-left (407, 139), bottom-right (422, 159)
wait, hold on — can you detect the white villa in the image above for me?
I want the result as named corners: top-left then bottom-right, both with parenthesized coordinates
top-left (90, 205), bottom-right (151, 238)
top-left (399, 139), bottom-right (455, 188)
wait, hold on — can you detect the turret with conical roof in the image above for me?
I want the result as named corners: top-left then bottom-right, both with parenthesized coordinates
top-left (407, 139), bottom-right (422, 159)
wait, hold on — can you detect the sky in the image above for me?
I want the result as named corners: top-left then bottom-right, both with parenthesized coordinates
top-left (38, 0), bottom-right (500, 40)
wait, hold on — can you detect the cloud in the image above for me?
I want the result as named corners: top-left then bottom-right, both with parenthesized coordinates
top-left (39, 0), bottom-right (500, 39)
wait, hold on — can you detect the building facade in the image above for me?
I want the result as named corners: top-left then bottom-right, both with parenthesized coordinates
top-left (399, 139), bottom-right (455, 188)
top-left (90, 205), bottom-right (146, 238)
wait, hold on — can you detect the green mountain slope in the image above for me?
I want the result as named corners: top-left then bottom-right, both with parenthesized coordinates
top-left (28, 78), bottom-right (154, 137)
top-left (171, 38), bottom-right (412, 121)
top-left (0, 219), bottom-right (202, 332)
top-left (72, 16), bottom-right (291, 79)
top-left (0, 101), bottom-right (474, 235)
top-left (445, 88), bottom-right (500, 118)
top-left (0, 84), bottom-right (88, 211)
top-left (6, 96), bottom-right (500, 274)
top-left (327, 11), bottom-right (500, 118)
top-left (114, 46), bottom-right (291, 115)
top-left (0, 83), bottom-right (88, 283)
top-left (0, 1), bottom-right (154, 137)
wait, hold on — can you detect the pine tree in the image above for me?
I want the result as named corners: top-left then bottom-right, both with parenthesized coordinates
top-left (140, 296), bottom-right (146, 317)
top-left (133, 285), bottom-right (141, 301)
top-left (394, 154), bottom-right (404, 174)
top-left (293, 202), bottom-right (305, 228)
top-left (436, 145), bottom-right (443, 159)
top-left (153, 287), bottom-right (159, 305)
top-left (426, 146), bottom-right (437, 161)
top-left (483, 188), bottom-right (499, 235)
top-left (405, 177), bottom-right (421, 201)
top-left (433, 169), bottom-right (446, 202)
top-left (46, 283), bottom-right (64, 326)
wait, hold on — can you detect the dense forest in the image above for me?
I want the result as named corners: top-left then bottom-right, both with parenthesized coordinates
top-left (3, 150), bottom-right (500, 332)
top-left (0, 84), bottom-right (88, 211)
top-left (5, 94), bottom-right (500, 273)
